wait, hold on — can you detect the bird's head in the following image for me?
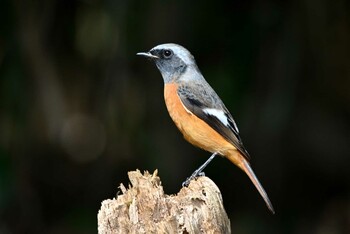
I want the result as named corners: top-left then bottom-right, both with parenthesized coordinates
top-left (137, 43), bottom-right (200, 83)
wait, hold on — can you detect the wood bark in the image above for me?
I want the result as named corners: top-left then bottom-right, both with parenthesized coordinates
top-left (98, 170), bottom-right (231, 234)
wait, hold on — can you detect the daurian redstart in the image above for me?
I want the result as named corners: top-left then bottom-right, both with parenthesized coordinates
top-left (137, 43), bottom-right (274, 213)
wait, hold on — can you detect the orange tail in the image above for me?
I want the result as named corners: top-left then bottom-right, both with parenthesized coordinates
top-left (226, 152), bottom-right (275, 214)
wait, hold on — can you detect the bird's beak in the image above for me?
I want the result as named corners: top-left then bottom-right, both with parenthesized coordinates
top-left (136, 52), bottom-right (159, 59)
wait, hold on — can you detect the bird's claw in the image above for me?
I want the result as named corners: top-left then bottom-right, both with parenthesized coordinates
top-left (182, 171), bottom-right (206, 187)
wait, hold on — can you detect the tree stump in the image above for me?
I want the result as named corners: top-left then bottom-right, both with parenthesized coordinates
top-left (97, 170), bottom-right (231, 233)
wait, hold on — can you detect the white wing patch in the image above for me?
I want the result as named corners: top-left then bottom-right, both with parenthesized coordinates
top-left (203, 108), bottom-right (229, 126)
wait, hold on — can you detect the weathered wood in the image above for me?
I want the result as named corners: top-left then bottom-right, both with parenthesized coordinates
top-left (98, 170), bottom-right (231, 234)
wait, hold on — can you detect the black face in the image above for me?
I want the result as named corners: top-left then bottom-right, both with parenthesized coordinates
top-left (150, 49), bottom-right (174, 60)
top-left (149, 48), bottom-right (187, 81)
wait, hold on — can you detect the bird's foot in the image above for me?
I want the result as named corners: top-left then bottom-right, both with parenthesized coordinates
top-left (182, 152), bottom-right (218, 187)
top-left (182, 171), bottom-right (205, 187)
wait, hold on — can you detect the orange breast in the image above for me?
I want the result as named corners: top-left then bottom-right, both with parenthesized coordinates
top-left (164, 83), bottom-right (237, 157)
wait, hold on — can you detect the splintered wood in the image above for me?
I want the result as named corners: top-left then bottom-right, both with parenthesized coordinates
top-left (97, 170), bottom-right (231, 234)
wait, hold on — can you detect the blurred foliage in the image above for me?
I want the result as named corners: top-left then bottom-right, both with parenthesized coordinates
top-left (0, 0), bottom-right (349, 233)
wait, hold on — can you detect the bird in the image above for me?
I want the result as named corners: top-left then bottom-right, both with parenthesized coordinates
top-left (137, 43), bottom-right (275, 214)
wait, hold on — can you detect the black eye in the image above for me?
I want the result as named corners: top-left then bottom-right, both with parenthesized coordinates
top-left (163, 49), bottom-right (173, 58)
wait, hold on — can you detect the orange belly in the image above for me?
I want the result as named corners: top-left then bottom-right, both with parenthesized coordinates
top-left (164, 83), bottom-right (238, 158)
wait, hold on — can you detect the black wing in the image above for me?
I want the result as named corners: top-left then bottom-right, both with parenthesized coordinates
top-left (178, 84), bottom-right (250, 161)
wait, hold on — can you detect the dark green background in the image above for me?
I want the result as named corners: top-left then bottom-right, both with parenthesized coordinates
top-left (1, 0), bottom-right (349, 233)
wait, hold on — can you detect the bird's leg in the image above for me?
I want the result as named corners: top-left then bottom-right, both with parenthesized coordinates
top-left (182, 152), bottom-right (218, 187)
